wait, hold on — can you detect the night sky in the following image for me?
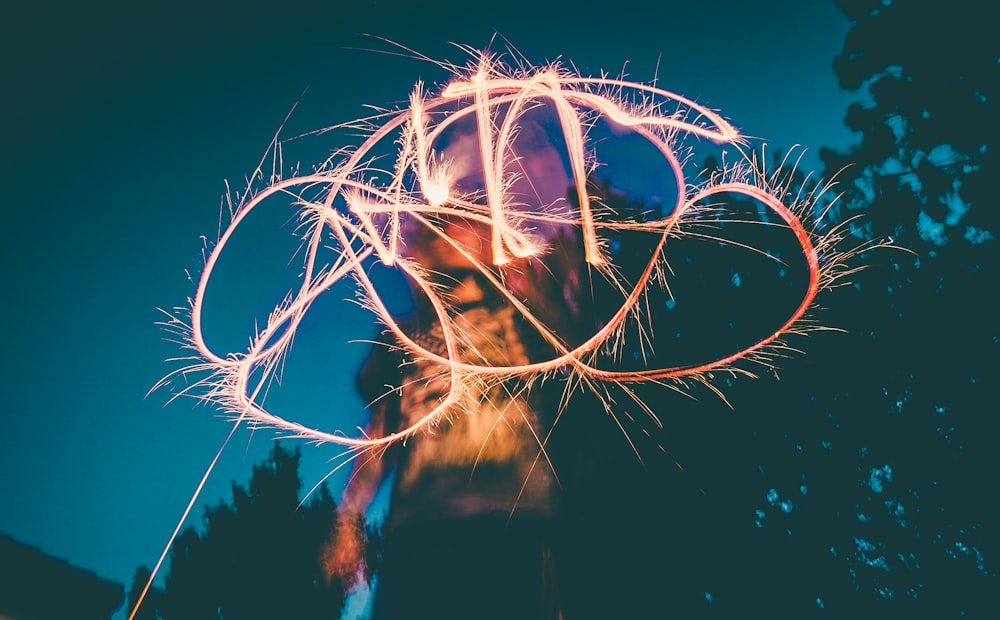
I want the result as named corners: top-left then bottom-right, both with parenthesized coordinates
top-left (1, 1), bottom-right (864, 617)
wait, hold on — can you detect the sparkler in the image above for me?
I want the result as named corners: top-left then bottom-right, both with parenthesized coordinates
top-left (135, 46), bottom-right (880, 619)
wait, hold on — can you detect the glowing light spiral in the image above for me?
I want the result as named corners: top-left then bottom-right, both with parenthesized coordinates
top-left (160, 50), bottom-right (867, 452)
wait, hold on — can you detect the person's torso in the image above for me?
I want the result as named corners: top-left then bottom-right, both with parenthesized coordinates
top-left (388, 302), bottom-right (560, 526)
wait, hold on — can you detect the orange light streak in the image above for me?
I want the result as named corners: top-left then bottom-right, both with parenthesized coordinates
top-left (160, 51), bottom-right (871, 452)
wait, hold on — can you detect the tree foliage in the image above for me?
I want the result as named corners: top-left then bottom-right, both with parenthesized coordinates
top-left (755, 1), bottom-right (1000, 612)
top-left (558, 4), bottom-right (1000, 614)
top-left (127, 443), bottom-right (349, 620)
top-left (821, 0), bottom-right (997, 255)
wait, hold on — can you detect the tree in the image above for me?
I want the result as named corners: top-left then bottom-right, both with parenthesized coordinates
top-left (821, 0), bottom-right (997, 257)
top-left (126, 566), bottom-right (159, 620)
top-left (577, 5), bottom-right (1000, 610)
top-left (787, 1), bottom-right (1000, 613)
top-left (127, 443), bottom-right (351, 620)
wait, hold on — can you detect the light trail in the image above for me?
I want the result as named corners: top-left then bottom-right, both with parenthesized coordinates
top-left (157, 50), bottom-right (875, 450)
top-left (133, 48), bottom-right (886, 620)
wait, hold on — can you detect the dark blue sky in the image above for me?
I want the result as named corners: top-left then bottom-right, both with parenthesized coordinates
top-left (1, 1), bottom-right (858, 617)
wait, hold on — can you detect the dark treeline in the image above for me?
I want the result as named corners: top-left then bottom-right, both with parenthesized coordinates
top-left (573, 0), bottom-right (997, 616)
top-left (126, 444), bottom-right (361, 620)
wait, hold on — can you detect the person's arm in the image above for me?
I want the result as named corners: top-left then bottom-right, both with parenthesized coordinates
top-left (323, 401), bottom-right (389, 588)
top-left (323, 335), bottom-right (399, 588)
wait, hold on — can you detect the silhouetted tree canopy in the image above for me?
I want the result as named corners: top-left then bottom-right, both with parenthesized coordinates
top-left (551, 4), bottom-right (999, 616)
top-left (127, 443), bottom-right (350, 620)
top-left (822, 0), bottom-right (997, 255)
top-left (677, 0), bottom-right (1000, 614)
